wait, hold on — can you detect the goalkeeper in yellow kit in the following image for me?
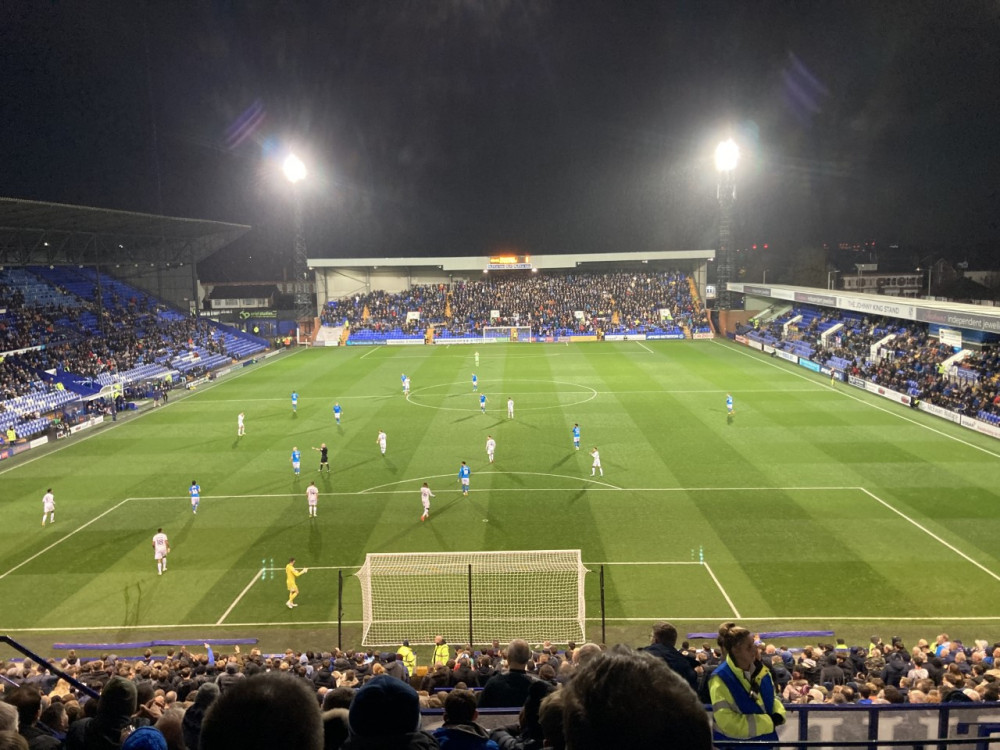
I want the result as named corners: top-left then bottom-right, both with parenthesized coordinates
top-left (285, 557), bottom-right (308, 609)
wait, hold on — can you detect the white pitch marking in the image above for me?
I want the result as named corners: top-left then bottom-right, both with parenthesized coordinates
top-left (0, 498), bottom-right (132, 581)
top-left (0, 347), bottom-right (297, 478)
top-left (7, 614), bottom-right (1000, 635)
top-left (715, 339), bottom-right (1000, 460)
top-left (858, 487), bottom-right (1000, 584)
top-left (637, 342), bottom-right (654, 354)
top-left (216, 570), bottom-right (264, 625)
top-left (704, 562), bottom-right (741, 619)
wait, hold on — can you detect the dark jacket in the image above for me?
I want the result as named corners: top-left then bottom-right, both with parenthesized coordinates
top-left (477, 670), bottom-right (537, 709)
top-left (642, 642), bottom-right (699, 691)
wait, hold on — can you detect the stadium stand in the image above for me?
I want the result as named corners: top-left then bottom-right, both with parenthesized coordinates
top-left (0, 266), bottom-right (269, 442)
top-left (322, 271), bottom-right (711, 343)
top-left (1, 631), bottom-right (998, 749)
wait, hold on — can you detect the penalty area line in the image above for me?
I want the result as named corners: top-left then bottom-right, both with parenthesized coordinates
top-left (858, 487), bottom-right (1000, 584)
top-left (703, 562), bottom-right (741, 619)
top-left (216, 569), bottom-right (265, 625)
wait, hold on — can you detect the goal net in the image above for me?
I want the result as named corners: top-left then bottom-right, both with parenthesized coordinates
top-left (483, 325), bottom-right (532, 343)
top-left (355, 550), bottom-right (587, 646)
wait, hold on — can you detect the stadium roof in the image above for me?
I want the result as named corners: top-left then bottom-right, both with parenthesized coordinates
top-left (0, 196), bottom-right (251, 267)
top-left (731, 281), bottom-right (1000, 336)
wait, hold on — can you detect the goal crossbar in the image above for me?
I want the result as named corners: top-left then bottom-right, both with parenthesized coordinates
top-left (355, 550), bottom-right (587, 646)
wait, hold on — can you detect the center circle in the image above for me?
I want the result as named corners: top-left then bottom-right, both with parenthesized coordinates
top-left (407, 379), bottom-right (597, 412)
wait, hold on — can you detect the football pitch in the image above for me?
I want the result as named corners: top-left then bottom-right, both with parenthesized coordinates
top-left (2, 339), bottom-right (1000, 658)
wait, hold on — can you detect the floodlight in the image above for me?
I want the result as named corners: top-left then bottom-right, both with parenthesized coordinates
top-left (715, 139), bottom-right (740, 173)
top-left (283, 154), bottom-right (307, 183)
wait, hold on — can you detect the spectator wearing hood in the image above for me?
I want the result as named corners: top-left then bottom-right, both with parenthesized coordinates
top-left (181, 682), bottom-right (219, 750)
top-left (66, 675), bottom-right (142, 750)
top-left (343, 674), bottom-right (438, 750)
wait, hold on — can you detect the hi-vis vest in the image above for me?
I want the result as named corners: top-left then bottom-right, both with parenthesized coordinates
top-left (709, 656), bottom-right (783, 748)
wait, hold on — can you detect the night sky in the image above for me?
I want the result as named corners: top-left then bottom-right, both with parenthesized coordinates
top-left (3, 1), bottom-right (998, 278)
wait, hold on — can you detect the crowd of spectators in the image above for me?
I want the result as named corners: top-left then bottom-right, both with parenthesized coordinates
top-left (321, 271), bottom-right (710, 338)
top-left (2, 628), bottom-right (997, 749)
top-left (741, 307), bottom-right (1000, 420)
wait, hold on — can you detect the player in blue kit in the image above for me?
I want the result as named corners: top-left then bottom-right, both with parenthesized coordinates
top-left (333, 402), bottom-right (342, 424)
top-left (726, 393), bottom-right (734, 415)
top-left (290, 446), bottom-right (301, 475)
top-left (291, 391), bottom-right (299, 413)
top-left (472, 373), bottom-right (478, 391)
top-left (458, 461), bottom-right (471, 496)
top-left (480, 393), bottom-right (487, 413)
top-left (189, 480), bottom-right (201, 514)
top-left (572, 423), bottom-right (581, 450)
top-left (401, 373), bottom-right (407, 393)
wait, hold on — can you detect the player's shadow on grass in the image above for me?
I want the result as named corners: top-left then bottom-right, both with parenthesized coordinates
top-left (550, 453), bottom-right (574, 470)
top-left (377, 498), bottom-right (462, 548)
top-left (452, 414), bottom-right (478, 424)
top-left (308, 518), bottom-right (322, 558)
top-left (727, 413), bottom-right (734, 426)
top-left (568, 487), bottom-right (588, 506)
top-left (172, 515), bottom-right (197, 552)
top-left (339, 457), bottom-right (380, 473)
top-left (120, 581), bottom-right (144, 629)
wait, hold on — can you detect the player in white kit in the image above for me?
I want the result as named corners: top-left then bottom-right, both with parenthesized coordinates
top-left (507, 397), bottom-right (514, 419)
top-left (485, 435), bottom-right (496, 463)
top-left (152, 528), bottom-right (170, 575)
top-left (590, 447), bottom-right (603, 476)
top-left (306, 481), bottom-right (319, 517)
top-left (237, 412), bottom-right (245, 436)
top-left (420, 482), bottom-right (435, 521)
top-left (42, 488), bottom-right (55, 526)
top-left (376, 430), bottom-right (387, 455)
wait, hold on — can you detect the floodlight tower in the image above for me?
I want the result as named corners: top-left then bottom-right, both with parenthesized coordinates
top-left (283, 154), bottom-right (313, 324)
top-left (715, 138), bottom-right (740, 310)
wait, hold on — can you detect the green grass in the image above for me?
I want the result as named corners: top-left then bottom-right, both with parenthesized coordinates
top-left (2, 339), bottom-right (1000, 661)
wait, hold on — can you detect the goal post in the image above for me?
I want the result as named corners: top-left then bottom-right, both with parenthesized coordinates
top-left (483, 325), bottom-right (532, 343)
top-left (355, 550), bottom-right (588, 646)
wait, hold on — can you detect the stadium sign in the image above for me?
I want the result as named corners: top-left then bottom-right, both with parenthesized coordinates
top-left (239, 310), bottom-right (278, 319)
top-left (840, 298), bottom-right (914, 318)
top-left (798, 359), bottom-right (821, 372)
top-left (917, 308), bottom-right (1000, 334)
top-left (795, 292), bottom-right (837, 307)
top-left (487, 254), bottom-right (532, 270)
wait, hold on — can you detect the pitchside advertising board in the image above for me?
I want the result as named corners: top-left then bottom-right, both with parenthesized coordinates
top-left (734, 336), bottom-right (1000, 441)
